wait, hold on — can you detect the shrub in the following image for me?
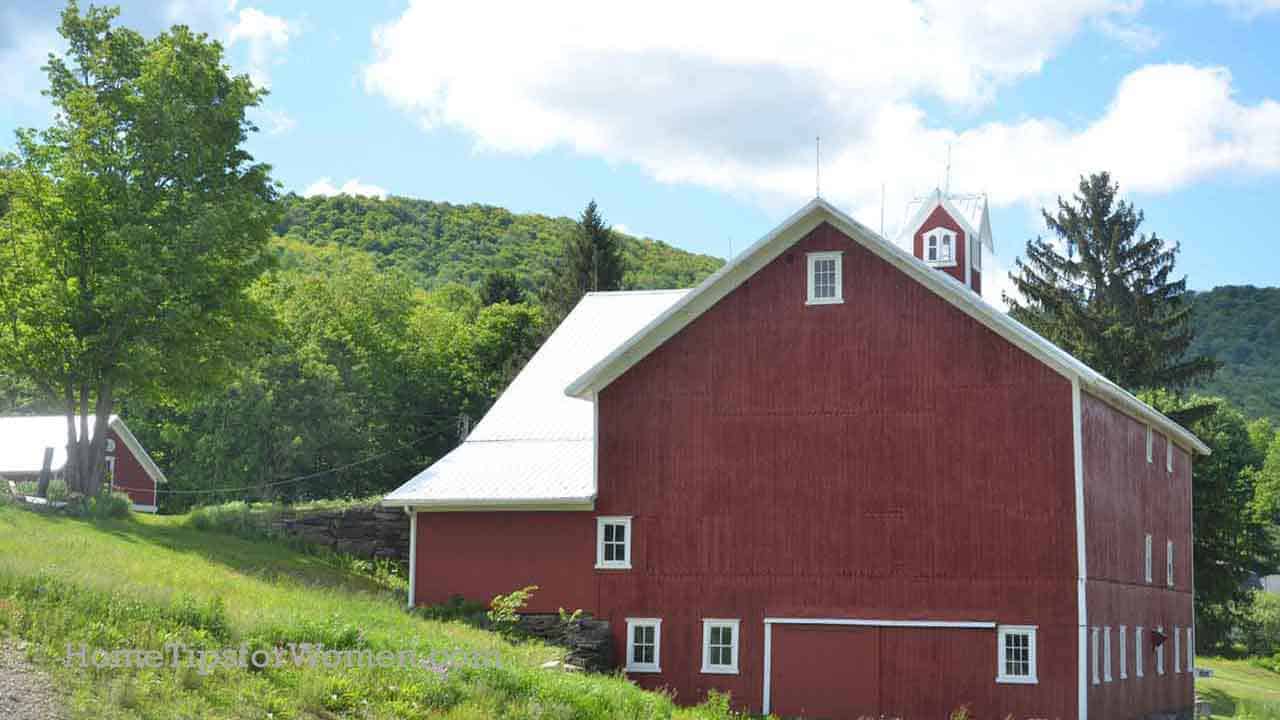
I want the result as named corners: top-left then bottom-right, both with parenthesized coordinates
top-left (1242, 591), bottom-right (1280, 656)
top-left (487, 585), bottom-right (538, 634)
top-left (70, 491), bottom-right (132, 519)
top-left (417, 595), bottom-right (489, 625)
top-left (12, 478), bottom-right (69, 502)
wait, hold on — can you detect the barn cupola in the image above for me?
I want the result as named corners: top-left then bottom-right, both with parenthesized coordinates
top-left (900, 189), bottom-right (994, 295)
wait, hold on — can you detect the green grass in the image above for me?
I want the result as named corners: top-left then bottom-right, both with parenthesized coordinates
top-left (0, 503), bottom-right (745, 719)
top-left (1197, 657), bottom-right (1280, 718)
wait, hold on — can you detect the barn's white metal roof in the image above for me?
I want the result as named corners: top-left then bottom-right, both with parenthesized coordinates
top-left (382, 290), bottom-right (688, 508)
top-left (0, 414), bottom-right (168, 484)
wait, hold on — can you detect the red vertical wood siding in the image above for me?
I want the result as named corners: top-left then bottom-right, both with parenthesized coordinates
top-left (1082, 392), bottom-right (1194, 718)
top-left (108, 429), bottom-right (156, 507)
top-left (912, 205), bottom-right (967, 287)
top-left (598, 221), bottom-right (1078, 716)
top-left (413, 511), bottom-right (595, 614)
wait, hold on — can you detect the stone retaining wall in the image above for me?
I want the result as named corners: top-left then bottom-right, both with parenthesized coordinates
top-left (265, 505), bottom-right (411, 564)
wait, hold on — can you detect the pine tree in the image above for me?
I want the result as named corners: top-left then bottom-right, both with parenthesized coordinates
top-left (1005, 172), bottom-right (1218, 392)
top-left (544, 200), bottom-right (624, 322)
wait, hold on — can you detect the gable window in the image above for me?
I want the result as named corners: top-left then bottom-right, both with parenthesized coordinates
top-left (924, 228), bottom-right (956, 267)
top-left (806, 252), bottom-right (843, 305)
top-left (971, 236), bottom-right (981, 271)
top-left (997, 625), bottom-right (1037, 684)
top-left (1120, 625), bottom-right (1128, 680)
top-left (1135, 627), bottom-right (1145, 678)
top-left (1167, 540), bottom-right (1174, 587)
top-left (596, 516), bottom-right (632, 570)
top-left (701, 619), bottom-right (740, 674)
top-left (1145, 534), bottom-right (1153, 584)
top-left (625, 618), bottom-right (661, 673)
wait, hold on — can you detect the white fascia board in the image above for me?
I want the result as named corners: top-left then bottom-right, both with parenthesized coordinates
top-left (764, 617), bottom-right (995, 629)
top-left (108, 417), bottom-right (169, 485)
top-left (379, 497), bottom-right (595, 512)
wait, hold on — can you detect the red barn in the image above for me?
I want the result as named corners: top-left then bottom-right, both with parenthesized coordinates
top-left (0, 414), bottom-right (166, 512)
top-left (384, 197), bottom-right (1206, 719)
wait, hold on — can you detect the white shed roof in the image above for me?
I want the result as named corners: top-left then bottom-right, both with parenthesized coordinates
top-left (382, 290), bottom-right (688, 508)
top-left (0, 414), bottom-right (168, 484)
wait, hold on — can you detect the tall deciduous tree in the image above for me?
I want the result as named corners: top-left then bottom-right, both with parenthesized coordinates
top-left (0, 3), bottom-right (277, 495)
top-left (545, 200), bottom-right (623, 322)
top-left (1006, 172), bottom-right (1218, 392)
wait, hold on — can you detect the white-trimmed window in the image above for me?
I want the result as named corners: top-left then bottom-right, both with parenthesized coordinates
top-left (1167, 540), bottom-right (1174, 587)
top-left (1146, 425), bottom-right (1154, 463)
top-left (1187, 627), bottom-right (1194, 673)
top-left (970, 236), bottom-right (981, 271)
top-left (1167, 442), bottom-right (1174, 474)
top-left (1104, 626), bottom-right (1113, 682)
top-left (596, 516), bottom-right (632, 569)
top-left (701, 619), bottom-right (740, 674)
top-left (806, 252), bottom-right (843, 305)
top-left (1136, 626), bottom-right (1145, 678)
top-left (1120, 626), bottom-right (1128, 680)
top-left (1145, 534), bottom-right (1153, 584)
top-left (1157, 626), bottom-right (1165, 675)
top-left (1174, 626), bottom-right (1181, 673)
top-left (1090, 627), bottom-right (1100, 685)
top-left (625, 618), bottom-right (661, 673)
top-left (924, 228), bottom-right (956, 266)
top-left (997, 625), bottom-right (1037, 684)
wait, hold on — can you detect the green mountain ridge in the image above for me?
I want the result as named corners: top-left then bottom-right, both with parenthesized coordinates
top-left (274, 193), bottom-right (726, 293)
top-left (1189, 285), bottom-right (1280, 421)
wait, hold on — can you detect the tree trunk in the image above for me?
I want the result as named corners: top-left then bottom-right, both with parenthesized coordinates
top-left (61, 380), bottom-right (114, 496)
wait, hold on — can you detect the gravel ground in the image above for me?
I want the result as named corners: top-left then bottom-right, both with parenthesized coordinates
top-left (0, 641), bottom-right (64, 720)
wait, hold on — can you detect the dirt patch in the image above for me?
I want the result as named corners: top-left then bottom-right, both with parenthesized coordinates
top-left (0, 640), bottom-right (64, 720)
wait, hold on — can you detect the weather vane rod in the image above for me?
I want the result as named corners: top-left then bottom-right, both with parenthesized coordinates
top-left (815, 135), bottom-right (821, 198)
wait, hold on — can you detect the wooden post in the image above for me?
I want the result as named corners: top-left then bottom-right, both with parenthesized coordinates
top-left (36, 447), bottom-right (54, 498)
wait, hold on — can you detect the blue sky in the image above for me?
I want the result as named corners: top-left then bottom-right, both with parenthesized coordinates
top-left (3, 1), bottom-right (1279, 303)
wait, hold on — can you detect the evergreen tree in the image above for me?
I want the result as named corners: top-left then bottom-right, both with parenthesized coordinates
top-left (544, 200), bottom-right (624, 322)
top-left (1005, 172), bottom-right (1218, 392)
top-left (480, 270), bottom-right (525, 306)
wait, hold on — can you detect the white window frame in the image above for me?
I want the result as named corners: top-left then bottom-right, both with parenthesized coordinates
top-left (1145, 534), bottom-right (1153, 584)
top-left (1146, 425), bottom-right (1154, 463)
top-left (805, 251), bottom-right (844, 305)
top-left (1167, 540), bottom-right (1174, 587)
top-left (700, 619), bottom-right (740, 675)
top-left (996, 625), bottom-right (1038, 684)
top-left (1104, 626), bottom-right (1113, 682)
top-left (625, 618), bottom-right (661, 673)
top-left (1156, 626), bottom-right (1165, 675)
top-left (1136, 626), bottom-right (1145, 678)
top-left (1120, 625), bottom-right (1128, 680)
top-left (923, 227), bottom-right (957, 267)
top-left (1090, 626), bottom-right (1100, 685)
top-left (595, 516), bottom-right (632, 570)
top-left (1174, 625), bottom-right (1181, 673)
top-left (970, 236), bottom-right (981, 271)
top-left (1167, 441), bottom-right (1174, 474)
top-left (1187, 627), bottom-right (1194, 673)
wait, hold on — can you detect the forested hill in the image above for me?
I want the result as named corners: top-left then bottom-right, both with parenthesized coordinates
top-left (1188, 285), bottom-right (1280, 421)
top-left (274, 194), bottom-right (725, 291)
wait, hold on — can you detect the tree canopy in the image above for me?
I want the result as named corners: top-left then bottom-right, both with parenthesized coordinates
top-left (0, 2), bottom-right (277, 494)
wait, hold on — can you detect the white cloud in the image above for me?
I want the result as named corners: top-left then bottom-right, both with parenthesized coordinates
top-left (1211, 0), bottom-right (1280, 17)
top-left (225, 7), bottom-right (294, 88)
top-left (365, 1), bottom-right (1280, 305)
top-left (302, 177), bottom-right (389, 199)
top-left (253, 107), bottom-right (297, 135)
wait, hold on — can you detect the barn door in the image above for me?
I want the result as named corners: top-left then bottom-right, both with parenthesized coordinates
top-left (770, 624), bottom-right (881, 718)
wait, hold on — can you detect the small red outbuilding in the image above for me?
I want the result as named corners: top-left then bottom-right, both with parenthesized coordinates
top-left (0, 414), bottom-right (166, 512)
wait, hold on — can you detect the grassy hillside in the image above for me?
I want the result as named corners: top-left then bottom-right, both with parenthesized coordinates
top-left (1189, 286), bottom-right (1280, 421)
top-left (0, 504), bottom-right (740, 719)
top-left (1197, 657), bottom-right (1280, 719)
top-left (274, 194), bottom-right (725, 294)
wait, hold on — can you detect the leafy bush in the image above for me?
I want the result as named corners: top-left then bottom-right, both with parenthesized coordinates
top-left (487, 585), bottom-right (538, 634)
top-left (12, 478), bottom-right (69, 502)
top-left (70, 491), bottom-right (132, 519)
top-left (1242, 591), bottom-right (1280, 656)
